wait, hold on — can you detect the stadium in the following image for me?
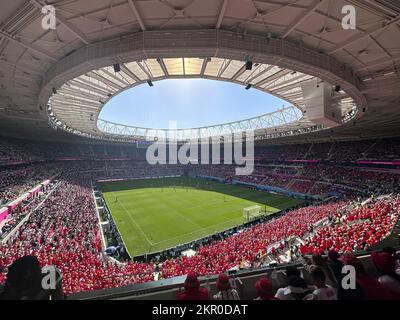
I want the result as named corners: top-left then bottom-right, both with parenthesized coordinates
top-left (0, 0), bottom-right (400, 302)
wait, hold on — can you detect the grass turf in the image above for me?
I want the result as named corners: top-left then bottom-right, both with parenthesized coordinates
top-left (98, 176), bottom-right (303, 257)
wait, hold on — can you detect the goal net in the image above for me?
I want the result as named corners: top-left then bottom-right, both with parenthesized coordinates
top-left (243, 205), bottom-right (262, 222)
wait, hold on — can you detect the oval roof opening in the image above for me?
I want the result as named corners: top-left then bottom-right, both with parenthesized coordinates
top-left (99, 78), bottom-right (292, 129)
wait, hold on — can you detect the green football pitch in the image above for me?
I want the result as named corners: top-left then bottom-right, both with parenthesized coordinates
top-left (98, 176), bottom-right (303, 257)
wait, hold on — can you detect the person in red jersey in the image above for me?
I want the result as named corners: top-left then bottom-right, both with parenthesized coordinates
top-left (254, 277), bottom-right (278, 300)
top-left (213, 273), bottom-right (240, 300)
top-left (371, 251), bottom-right (400, 298)
top-left (338, 253), bottom-right (395, 300)
top-left (176, 272), bottom-right (209, 300)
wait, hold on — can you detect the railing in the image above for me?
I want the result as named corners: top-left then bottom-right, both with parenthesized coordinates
top-left (96, 107), bottom-right (303, 141)
top-left (67, 242), bottom-right (400, 300)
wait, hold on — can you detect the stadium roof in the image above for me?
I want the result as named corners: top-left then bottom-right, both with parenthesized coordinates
top-left (0, 0), bottom-right (399, 143)
top-left (48, 55), bottom-right (357, 141)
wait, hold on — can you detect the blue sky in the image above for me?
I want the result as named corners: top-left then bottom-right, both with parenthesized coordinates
top-left (99, 79), bottom-right (291, 129)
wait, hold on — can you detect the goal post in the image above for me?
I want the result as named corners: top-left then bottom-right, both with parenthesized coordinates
top-left (243, 205), bottom-right (262, 222)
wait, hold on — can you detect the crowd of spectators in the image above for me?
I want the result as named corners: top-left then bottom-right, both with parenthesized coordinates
top-left (1, 137), bottom-right (400, 297)
top-left (255, 138), bottom-right (400, 162)
top-left (2, 136), bottom-right (400, 164)
top-left (0, 175), bottom-right (357, 295)
top-left (300, 195), bottom-right (400, 255)
top-left (0, 177), bottom-right (155, 293)
top-left (160, 201), bottom-right (346, 279)
top-left (3, 160), bottom-right (398, 208)
top-left (0, 163), bottom-right (59, 205)
top-left (0, 195), bottom-right (45, 239)
top-left (175, 248), bottom-right (400, 300)
top-left (286, 180), bottom-right (315, 194)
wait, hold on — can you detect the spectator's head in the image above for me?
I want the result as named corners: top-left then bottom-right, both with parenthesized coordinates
top-left (311, 254), bottom-right (326, 267)
top-left (285, 266), bottom-right (300, 278)
top-left (339, 253), bottom-right (365, 273)
top-left (5, 256), bottom-right (42, 299)
top-left (371, 251), bottom-right (396, 276)
top-left (382, 247), bottom-right (396, 256)
top-left (310, 267), bottom-right (327, 288)
top-left (184, 272), bottom-right (200, 292)
top-left (216, 274), bottom-right (231, 291)
top-left (284, 276), bottom-right (311, 300)
top-left (328, 250), bottom-right (341, 263)
top-left (255, 277), bottom-right (274, 300)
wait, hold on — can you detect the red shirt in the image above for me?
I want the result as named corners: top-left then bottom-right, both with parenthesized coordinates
top-left (177, 288), bottom-right (210, 300)
top-left (356, 274), bottom-right (395, 300)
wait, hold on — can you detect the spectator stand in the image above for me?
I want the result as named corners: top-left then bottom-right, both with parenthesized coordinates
top-left (1, 180), bottom-right (59, 245)
top-left (232, 179), bottom-right (320, 200)
top-left (300, 194), bottom-right (400, 255)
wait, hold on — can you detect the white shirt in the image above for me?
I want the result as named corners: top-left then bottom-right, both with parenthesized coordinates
top-left (275, 287), bottom-right (294, 300)
top-left (274, 285), bottom-right (314, 300)
top-left (378, 275), bottom-right (400, 294)
top-left (311, 285), bottom-right (337, 300)
top-left (213, 289), bottom-right (240, 300)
